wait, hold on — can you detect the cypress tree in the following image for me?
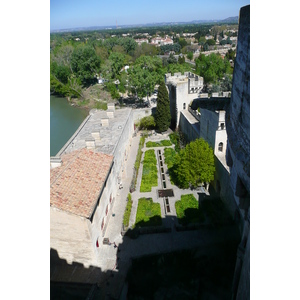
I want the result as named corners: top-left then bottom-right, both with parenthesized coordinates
top-left (155, 81), bottom-right (171, 132)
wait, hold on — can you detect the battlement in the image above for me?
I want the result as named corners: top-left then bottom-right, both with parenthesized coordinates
top-left (165, 72), bottom-right (204, 94)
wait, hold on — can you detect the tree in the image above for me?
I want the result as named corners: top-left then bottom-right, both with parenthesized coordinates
top-left (178, 55), bottom-right (185, 64)
top-left (187, 52), bottom-right (193, 61)
top-left (137, 115), bottom-right (156, 130)
top-left (155, 81), bottom-right (171, 132)
top-left (127, 56), bottom-right (162, 98)
top-left (70, 45), bottom-right (100, 86)
top-left (173, 138), bottom-right (215, 188)
top-left (108, 52), bottom-right (126, 79)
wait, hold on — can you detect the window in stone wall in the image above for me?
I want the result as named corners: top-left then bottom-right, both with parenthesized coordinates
top-left (105, 205), bottom-right (108, 216)
top-left (218, 142), bottom-right (223, 152)
top-left (183, 103), bottom-right (186, 109)
top-left (220, 123), bottom-right (225, 130)
top-left (101, 218), bottom-right (104, 230)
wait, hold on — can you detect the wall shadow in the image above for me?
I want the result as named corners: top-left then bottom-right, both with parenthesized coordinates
top-left (50, 248), bottom-right (106, 299)
top-left (124, 211), bottom-right (240, 300)
top-left (51, 189), bottom-right (241, 299)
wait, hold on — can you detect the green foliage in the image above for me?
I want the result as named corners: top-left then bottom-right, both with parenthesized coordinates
top-left (140, 149), bottom-right (158, 192)
top-left (167, 53), bottom-right (177, 64)
top-left (108, 52), bottom-right (126, 79)
top-left (166, 62), bottom-right (192, 75)
top-left (178, 38), bottom-right (188, 48)
top-left (70, 45), bottom-right (101, 86)
top-left (186, 52), bottom-right (193, 61)
top-left (155, 82), bottom-right (171, 132)
top-left (159, 43), bottom-right (181, 54)
top-left (163, 147), bottom-right (177, 168)
top-left (195, 53), bottom-right (232, 84)
top-left (135, 198), bottom-right (162, 227)
top-left (146, 140), bottom-right (172, 147)
top-left (123, 193), bottom-right (133, 228)
top-left (169, 132), bottom-right (181, 152)
top-left (128, 56), bottom-right (161, 98)
top-left (106, 82), bottom-right (120, 99)
top-left (130, 135), bottom-right (145, 192)
top-left (206, 39), bottom-right (216, 46)
top-left (138, 116), bottom-right (156, 130)
top-left (95, 101), bottom-right (108, 110)
top-left (178, 55), bottom-right (185, 64)
top-left (134, 135), bottom-right (146, 170)
top-left (175, 194), bottom-right (205, 225)
top-left (173, 138), bottom-right (215, 188)
top-left (225, 49), bottom-right (236, 61)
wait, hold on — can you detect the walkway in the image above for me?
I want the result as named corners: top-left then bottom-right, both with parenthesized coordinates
top-left (96, 131), bottom-right (238, 299)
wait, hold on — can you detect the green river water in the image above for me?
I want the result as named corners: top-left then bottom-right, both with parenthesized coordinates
top-left (50, 95), bottom-right (88, 156)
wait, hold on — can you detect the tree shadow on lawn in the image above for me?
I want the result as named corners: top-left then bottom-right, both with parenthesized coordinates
top-left (125, 215), bottom-right (164, 239)
top-left (177, 207), bottom-right (205, 226)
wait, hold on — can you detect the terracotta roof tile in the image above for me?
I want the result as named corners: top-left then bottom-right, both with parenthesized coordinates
top-left (50, 148), bottom-right (113, 218)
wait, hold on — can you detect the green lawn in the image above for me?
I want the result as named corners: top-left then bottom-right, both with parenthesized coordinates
top-left (175, 194), bottom-right (205, 225)
top-left (135, 197), bottom-right (162, 227)
top-left (140, 149), bottom-right (158, 192)
top-left (146, 140), bottom-right (172, 147)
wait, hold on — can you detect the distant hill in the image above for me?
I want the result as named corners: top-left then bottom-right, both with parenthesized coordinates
top-left (220, 16), bottom-right (239, 23)
top-left (50, 16), bottom-right (238, 33)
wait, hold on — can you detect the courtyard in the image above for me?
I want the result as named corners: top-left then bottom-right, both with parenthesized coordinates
top-left (95, 130), bottom-right (239, 299)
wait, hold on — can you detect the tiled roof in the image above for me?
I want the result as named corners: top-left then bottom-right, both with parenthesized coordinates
top-left (50, 148), bottom-right (113, 219)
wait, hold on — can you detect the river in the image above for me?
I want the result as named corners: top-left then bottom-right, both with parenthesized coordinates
top-left (50, 95), bottom-right (88, 156)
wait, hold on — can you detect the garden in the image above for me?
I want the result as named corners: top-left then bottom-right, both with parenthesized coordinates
top-left (140, 149), bottom-right (158, 192)
top-left (146, 140), bottom-right (172, 147)
top-left (134, 197), bottom-right (162, 227)
top-left (175, 194), bottom-right (205, 225)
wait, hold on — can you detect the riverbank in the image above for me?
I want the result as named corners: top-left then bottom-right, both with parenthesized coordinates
top-left (52, 83), bottom-right (114, 111)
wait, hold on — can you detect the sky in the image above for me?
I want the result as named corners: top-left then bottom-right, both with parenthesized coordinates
top-left (50, 0), bottom-right (250, 31)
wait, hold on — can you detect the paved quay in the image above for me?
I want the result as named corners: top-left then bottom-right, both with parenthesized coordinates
top-left (95, 131), bottom-right (237, 299)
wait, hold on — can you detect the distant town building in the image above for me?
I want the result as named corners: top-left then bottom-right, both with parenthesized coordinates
top-left (151, 36), bottom-right (173, 46)
top-left (135, 38), bottom-right (149, 45)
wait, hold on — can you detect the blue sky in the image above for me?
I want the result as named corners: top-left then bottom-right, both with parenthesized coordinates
top-left (50, 0), bottom-right (250, 31)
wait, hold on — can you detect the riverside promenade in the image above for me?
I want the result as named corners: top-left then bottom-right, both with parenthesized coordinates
top-left (96, 131), bottom-right (239, 299)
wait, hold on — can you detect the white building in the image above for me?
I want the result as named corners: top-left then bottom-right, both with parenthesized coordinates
top-left (165, 72), bottom-right (204, 128)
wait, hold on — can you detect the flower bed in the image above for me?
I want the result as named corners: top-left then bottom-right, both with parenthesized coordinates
top-left (140, 149), bottom-right (158, 192)
top-left (135, 197), bottom-right (162, 227)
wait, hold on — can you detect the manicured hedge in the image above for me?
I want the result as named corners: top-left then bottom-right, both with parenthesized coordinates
top-left (146, 140), bottom-right (172, 147)
top-left (123, 193), bottom-right (132, 228)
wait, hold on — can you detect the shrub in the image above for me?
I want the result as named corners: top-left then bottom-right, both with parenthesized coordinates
top-left (146, 140), bottom-right (172, 147)
top-left (131, 135), bottom-right (146, 192)
top-left (138, 116), bottom-right (156, 130)
top-left (123, 193), bottom-right (133, 228)
top-left (169, 132), bottom-right (181, 152)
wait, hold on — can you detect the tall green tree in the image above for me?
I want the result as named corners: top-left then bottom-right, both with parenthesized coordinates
top-left (70, 45), bottom-right (101, 86)
top-left (173, 138), bottom-right (215, 188)
top-left (155, 81), bottom-right (171, 132)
